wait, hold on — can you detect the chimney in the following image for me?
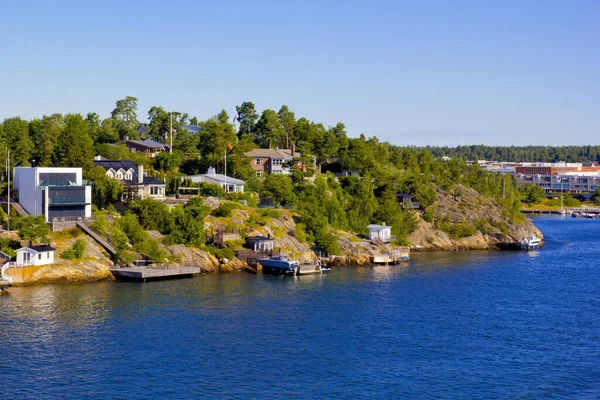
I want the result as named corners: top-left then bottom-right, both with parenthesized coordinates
top-left (382, 222), bottom-right (386, 226)
top-left (138, 164), bottom-right (144, 184)
top-left (207, 167), bottom-right (216, 175)
top-left (93, 155), bottom-right (101, 161)
top-left (124, 135), bottom-right (129, 141)
top-left (291, 144), bottom-right (296, 157)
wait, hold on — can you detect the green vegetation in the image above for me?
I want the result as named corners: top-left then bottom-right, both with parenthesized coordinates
top-left (1, 97), bottom-right (549, 258)
top-left (15, 215), bottom-right (50, 244)
top-left (61, 239), bottom-right (87, 260)
top-left (439, 221), bottom-right (476, 240)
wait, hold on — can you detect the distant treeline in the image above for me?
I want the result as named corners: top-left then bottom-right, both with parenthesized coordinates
top-left (414, 145), bottom-right (600, 163)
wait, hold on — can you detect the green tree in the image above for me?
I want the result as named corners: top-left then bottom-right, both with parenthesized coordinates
top-left (111, 96), bottom-right (139, 139)
top-left (522, 184), bottom-right (546, 204)
top-left (254, 109), bottom-right (284, 149)
top-left (235, 101), bottom-right (258, 138)
top-left (128, 198), bottom-right (173, 233)
top-left (277, 105), bottom-right (296, 148)
top-left (262, 174), bottom-right (297, 206)
top-left (54, 114), bottom-right (94, 173)
top-left (593, 186), bottom-right (600, 206)
top-left (16, 215), bottom-right (50, 244)
top-left (29, 114), bottom-right (62, 166)
top-left (3, 117), bottom-right (32, 166)
top-left (89, 166), bottom-right (124, 208)
top-left (86, 112), bottom-right (101, 143)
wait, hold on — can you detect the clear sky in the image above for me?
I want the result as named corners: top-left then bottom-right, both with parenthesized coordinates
top-left (1, 0), bottom-right (598, 146)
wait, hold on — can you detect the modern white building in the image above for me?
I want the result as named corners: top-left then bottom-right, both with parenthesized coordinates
top-left (15, 245), bottom-right (56, 267)
top-left (183, 168), bottom-right (245, 193)
top-left (367, 222), bottom-right (394, 242)
top-left (13, 167), bottom-right (92, 222)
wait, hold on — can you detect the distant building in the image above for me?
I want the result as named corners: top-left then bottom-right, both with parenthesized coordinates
top-left (367, 222), bottom-right (394, 243)
top-left (245, 145), bottom-right (315, 176)
top-left (182, 167), bottom-right (245, 193)
top-left (180, 124), bottom-right (202, 134)
top-left (15, 245), bottom-right (56, 267)
top-left (124, 138), bottom-right (169, 158)
top-left (93, 160), bottom-right (166, 199)
top-left (13, 167), bottom-right (92, 222)
top-left (516, 172), bottom-right (600, 193)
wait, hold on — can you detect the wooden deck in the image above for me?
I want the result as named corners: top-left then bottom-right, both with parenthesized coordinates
top-left (110, 266), bottom-right (201, 281)
top-left (297, 264), bottom-right (323, 275)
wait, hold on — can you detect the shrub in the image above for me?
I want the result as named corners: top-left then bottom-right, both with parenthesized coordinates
top-left (92, 215), bottom-right (108, 235)
top-left (294, 223), bottom-right (307, 243)
top-left (259, 208), bottom-right (281, 218)
top-left (474, 218), bottom-right (493, 235)
top-left (439, 221), bottom-right (476, 240)
top-left (423, 207), bottom-right (435, 223)
top-left (207, 246), bottom-right (235, 261)
top-left (61, 239), bottom-right (86, 260)
top-left (211, 202), bottom-right (243, 218)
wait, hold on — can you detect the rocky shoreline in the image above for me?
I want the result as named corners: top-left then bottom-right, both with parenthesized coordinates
top-left (11, 185), bottom-right (543, 286)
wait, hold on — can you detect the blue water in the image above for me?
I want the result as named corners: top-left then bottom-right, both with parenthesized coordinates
top-left (1, 216), bottom-right (600, 399)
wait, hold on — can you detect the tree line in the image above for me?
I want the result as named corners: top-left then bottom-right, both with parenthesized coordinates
top-left (419, 145), bottom-right (600, 163)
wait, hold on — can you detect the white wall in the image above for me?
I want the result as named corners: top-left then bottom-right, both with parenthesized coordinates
top-left (13, 167), bottom-right (44, 216)
top-left (16, 249), bottom-right (55, 266)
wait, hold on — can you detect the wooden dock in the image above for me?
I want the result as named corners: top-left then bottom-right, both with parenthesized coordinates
top-left (110, 266), bottom-right (201, 281)
top-left (297, 264), bottom-right (323, 275)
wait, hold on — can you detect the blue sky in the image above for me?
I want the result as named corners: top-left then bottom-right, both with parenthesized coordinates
top-left (1, 0), bottom-right (598, 146)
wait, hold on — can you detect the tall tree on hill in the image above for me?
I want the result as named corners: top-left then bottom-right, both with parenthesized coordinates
top-left (54, 114), bottom-right (94, 173)
top-left (230, 134), bottom-right (255, 180)
top-left (29, 114), bottom-right (63, 166)
top-left (111, 96), bottom-right (139, 140)
top-left (96, 118), bottom-right (120, 143)
top-left (2, 117), bottom-right (32, 166)
top-left (198, 110), bottom-right (236, 169)
top-left (86, 112), bottom-right (101, 143)
top-left (277, 105), bottom-right (295, 148)
top-left (235, 101), bottom-right (258, 138)
top-left (254, 109), bottom-right (284, 149)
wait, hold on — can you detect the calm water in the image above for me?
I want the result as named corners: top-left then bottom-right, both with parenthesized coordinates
top-left (1, 216), bottom-right (599, 399)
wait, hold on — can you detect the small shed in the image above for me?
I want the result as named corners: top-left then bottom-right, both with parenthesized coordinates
top-left (15, 245), bottom-right (56, 267)
top-left (245, 236), bottom-right (275, 251)
top-left (397, 193), bottom-right (420, 209)
top-left (367, 223), bottom-right (393, 242)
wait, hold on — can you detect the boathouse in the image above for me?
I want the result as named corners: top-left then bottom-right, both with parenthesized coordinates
top-left (367, 223), bottom-right (394, 242)
top-left (15, 245), bottom-right (56, 267)
top-left (245, 236), bottom-right (275, 252)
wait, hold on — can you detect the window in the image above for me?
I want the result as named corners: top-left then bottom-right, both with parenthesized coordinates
top-left (150, 186), bottom-right (162, 195)
top-left (106, 171), bottom-right (114, 178)
top-left (47, 252), bottom-right (50, 258)
top-left (116, 172), bottom-right (123, 180)
top-left (256, 171), bottom-right (263, 177)
top-left (38, 253), bottom-right (42, 260)
top-left (255, 158), bottom-right (262, 165)
top-left (125, 173), bottom-right (132, 180)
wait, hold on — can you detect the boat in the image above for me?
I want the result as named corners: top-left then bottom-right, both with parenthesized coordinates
top-left (257, 255), bottom-right (300, 275)
top-left (519, 236), bottom-right (541, 250)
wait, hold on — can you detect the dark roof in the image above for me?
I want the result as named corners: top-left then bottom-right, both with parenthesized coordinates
top-left (246, 236), bottom-right (274, 242)
top-left (94, 160), bottom-right (165, 186)
top-left (125, 138), bottom-right (168, 150)
top-left (137, 125), bottom-right (149, 135)
top-left (181, 124), bottom-right (202, 134)
top-left (26, 245), bottom-right (56, 253)
top-left (143, 176), bottom-right (165, 185)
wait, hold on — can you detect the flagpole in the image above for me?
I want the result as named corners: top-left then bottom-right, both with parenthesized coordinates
top-left (170, 108), bottom-right (173, 154)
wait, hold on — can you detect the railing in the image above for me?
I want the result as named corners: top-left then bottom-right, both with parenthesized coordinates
top-left (48, 197), bottom-right (89, 205)
top-left (1, 262), bottom-right (15, 283)
top-left (38, 179), bottom-right (92, 187)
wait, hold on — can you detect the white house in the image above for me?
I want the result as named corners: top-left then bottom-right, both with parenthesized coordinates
top-left (183, 168), bottom-right (245, 193)
top-left (367, 222), bottom-right (393, 242)
top-left (13, 167), bottom-right (92, 222)
top-left (15, 245), bottom-right (56, 267)
top-left (93, 160), bottom-right (166, 200)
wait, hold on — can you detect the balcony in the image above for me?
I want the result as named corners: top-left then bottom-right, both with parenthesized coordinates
top-left (38, 179), bottom-right (92, 188)
top-left (48, 197), bottom-right (90, 206)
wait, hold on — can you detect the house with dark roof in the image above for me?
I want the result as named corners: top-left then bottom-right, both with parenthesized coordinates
top-left (94, 160), bottom-right (166, 200)
top-left (245, 145), bottom-right (316, 176)
top-left (124, 138), bottom-right (169, 158)
top-left (15, 245), bottom-right (56, 267)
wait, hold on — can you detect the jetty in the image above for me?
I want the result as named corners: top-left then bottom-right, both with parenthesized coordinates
top-left (110, 266), bottom-right (201, 281)
top-left (521, 208), bottom-right (600, 216)
top-left (371, 247), bottom-right (410, 265)
top-left (297, 263), bottom-right (325, 275)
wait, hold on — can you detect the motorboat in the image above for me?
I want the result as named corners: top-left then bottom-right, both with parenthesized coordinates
top-left (519, 236), bottom-right (541, 250)
top-left (257, 255), bottom-right (300, 275)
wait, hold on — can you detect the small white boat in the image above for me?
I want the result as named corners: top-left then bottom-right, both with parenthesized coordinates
top-left (520, 236), bottom-right (541, 250)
